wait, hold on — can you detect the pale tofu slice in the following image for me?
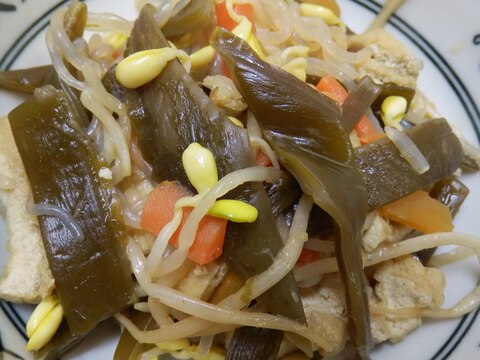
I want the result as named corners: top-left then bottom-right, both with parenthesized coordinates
top-left (0, 116), bottom-right (54, 304)
top-left (176, 262), bottom-right (228, 301)
top-left (370, 255), bottom-right (445, 343)
top-left (349, 29), bottom-right (423, 88)
top-left (300, 274), bottom-right (347, 354)
top-left (300, 256), bottom-right (445, 348)
top-left (361, 211), bottom-right (412, 252)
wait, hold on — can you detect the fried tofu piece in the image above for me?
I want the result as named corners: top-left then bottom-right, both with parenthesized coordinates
top-left (301, 256), bottom-right (445, 349)
top-left (370, 255), bottom-right (445, 343)
top-left (301, 274), bottom-right (347, 353)
top-left (349, 29), bottom-right (423, 88)
top-left (176, 262), bottom-right (229, 300)
top-left (361, 211), bottom-right (412, 252)
top-left (0, 117), bottom-right (54, 304)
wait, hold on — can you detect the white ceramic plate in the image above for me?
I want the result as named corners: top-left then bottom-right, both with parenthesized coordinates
top-left (0, 0), bottom-right (479, 359)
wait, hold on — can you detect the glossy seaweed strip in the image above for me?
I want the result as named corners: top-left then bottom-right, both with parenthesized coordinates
top-left (8, 89), bottom-right (134, 336)
top-left (416, 176), bottom-right (469, 264)
top-left (0, 2), bottom-right (88, 95)
top-left (225, 327), bottom-right (283, 360)
top-left (0, 66), bottom-right (54, 94)
top-left (162, 0), bottom-right (213, 37)
top-left (120, 5), bottom-right (306, 359)
top-left (33, 320), bottom-right (86, 360)
top-left (211, 28), bottom-right (372, 358)
top-left (341, 76), bottom-right (382, 131)
top-left (114, 311), bottom-right (156, 360)
top-left (355, 118), bottom-right (463, 210)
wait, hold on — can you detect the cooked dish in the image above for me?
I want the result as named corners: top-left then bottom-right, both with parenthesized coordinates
top-left (0, 0), bottom-right (479, 359)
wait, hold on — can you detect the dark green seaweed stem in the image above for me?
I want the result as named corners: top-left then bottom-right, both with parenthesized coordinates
top-left (109, 5), bottom-right (306, 359)
top-left (9, 87), bottom-right (135, 336)
top-left (8, 1), bottom-right (133, 349)
top-left (162, 0), bottom-right (213, 37)
top-left (0, 2), bottom-right (87, 94)
top-left (355, 118), bottom-right (463, 210)
top-left (0, 66), bottom-right (54, 94)
top-left (211, 28), bottom-right (372, 358)
top-left (416, 176), bottom-right (469, 264)
top-left (113, 311), bottom-right (157, 360)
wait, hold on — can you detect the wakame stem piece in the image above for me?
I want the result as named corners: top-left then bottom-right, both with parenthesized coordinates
top-left (212, 28), bottom-right (371, 358)
top-left (355, 118), bottom-right (463, 210)
top-left (119, 6), bottom-right (306, 359)
top-left (9, 88), bottom-right (134, 336)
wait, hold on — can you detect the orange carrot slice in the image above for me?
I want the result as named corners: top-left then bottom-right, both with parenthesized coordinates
top-left (316, 75), bottom-right (348, 103)
top-left (255, 149), bottom-right (272, 167)
top-left (215, 1), bottom-right (255, 31)
top-left (141, 181), bottom-right (228, 265)
top-left (316, 75), bottom-right (383, 143)
top-left (296, 248), bottom-right (321, 265)
top-left (379, 190), bottom-right (454, 234)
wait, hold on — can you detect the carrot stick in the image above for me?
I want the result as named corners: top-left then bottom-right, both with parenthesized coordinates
top-left (215, 1), bottom-right (255, 31)
top-left (141, 181), bottom-right (228, 265)
top-left (379, 190), bottom-right (454, 234)
top-left (316, 75), bottom-right (383, 143)
top-left (296, 248), bottom-right (321, 265)
top-left (255, 149), bottom-right (272, 167)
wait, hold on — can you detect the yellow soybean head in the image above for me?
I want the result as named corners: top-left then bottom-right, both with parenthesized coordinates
top-left (208, 199), bottom-right (258, 223)
top-left (26, 298), bottom-right (64, 351)
top-left (231, 17), bottom-right (252, 40)
top-left (26, 295), bottom-right (60, 338)
top-left (281, 45), bottom-right (310, 59)
top-left (182, 142), bottom-right (219, 193)
top-left (104, 32), bottom-right (128, 50)
top-left (230, 19), bottom-right (265, 60)
top-left (228, 116), bottom-right (244, 128)
top-left (381, 95), bottom-right (408, 130)
top-left (246, 32), bottom-right (266, 60)
top-left (116, 48), bottom-right (191, 89)
top-left (282, 58), bottom-right (308, 82)
top-left (190, 45), bottom-right (216, 69)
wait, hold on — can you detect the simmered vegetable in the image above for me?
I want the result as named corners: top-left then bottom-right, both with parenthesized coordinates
top-left (379, 190), bottom-right (454, 233)
top-left (216, 1), bottom-right (255, 31)
top-left (317, 75), bottom-right (384, 143)
top-left (417, 176), bottom-right (470, 263)
top-left (141, 181), bottom-right (228, 265)
top-left (113, 5), bottom-right (306, 358)
top-left (114, 312), bottom-right (156, 360)
top-left (8, 88), bottom-right (134, 335)
top-left (354, 118), bottom-right (463, 210)
top-left (0, 66), bottom-right (54, 94)
top-left (0, 0), bottom-right (478, 359)
top-left (162, 0), bottom-right (213, 37)
top-left (0, 1), bottom-right (86, 94)
top-left (211, 28), bottom-right (372, 358)
top-left (225, 327), bottom-right (282, 360)
top-left (340, 76), bottom-right (382, 133)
